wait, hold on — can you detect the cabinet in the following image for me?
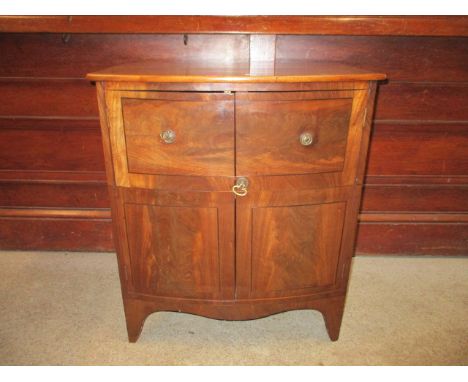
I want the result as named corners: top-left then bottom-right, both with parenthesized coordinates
top-left (88, 61), bottom-right (385, 342)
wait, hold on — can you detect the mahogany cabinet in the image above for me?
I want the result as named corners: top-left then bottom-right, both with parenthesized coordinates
top-left (88, 61), bottom-right (385, 342)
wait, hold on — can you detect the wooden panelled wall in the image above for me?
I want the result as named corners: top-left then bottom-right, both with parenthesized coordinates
top-left (0, 17), bottom-right (467, 255)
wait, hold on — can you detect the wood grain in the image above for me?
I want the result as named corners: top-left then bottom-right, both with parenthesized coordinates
top-left (3, 34), bottom-right (466, 82)
top-left (0, 170), bottom-right (106, 183)
top-left (375, 83), bottom-right (468, 121)
top-left (121, 294), bottom-right (346, 342)
top-left (118, 186), bottom-right (235, 300)
top-left (93, 73), bottom-right (378, 342)
top-left (276, 35), bottom-right (468, 82)
top-left (0, 33), bottom-right (249, 78)
top-left (104, 81), bottom-right (367, 92)
top-left (87, 60), bottom-right (385, 82)
top-left (0, 216), bottom-right (113, 251)
top-left (95, 82), bottom-right (115, 186)
top-left (1, 16), bottom-right (466, 260)
top-left (235, 92), bottom-right (353, 176)
top-left (359, 213), bottom-right (468, 223)
top-left (0, 182), bottom-right (109, 208)
top-left (121, 93), bottom-right (234, 177)
top-left (356, 223), bottom-right (468, 256)
top-left (0, 208), bottom-right (109, 219)
top-left (361, 185), bottom-right (468, 212)
top-left (365, 175), bottom-right (468, 185)
top-left (1, 16), bottom-right (467, 36)
top-left (124, 204), bottom-right (222, 299)
top-left (0, 118), bottom-right (104, 172)
top-left (235, 186), bottom-right (355, 299)
top-left (367, 123), bottom-right (468, 176)
top-left (251, 202), bottom-right (346, 294)
top-left (0, 79), bottom-right (97, 117)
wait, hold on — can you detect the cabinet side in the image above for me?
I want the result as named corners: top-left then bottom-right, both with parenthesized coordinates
top-left (355, 81), bottom-right (378, 185)
top-left (96, 82), bottom-right (135, 295)
top-left (96, 81), bottom-right (116, 186)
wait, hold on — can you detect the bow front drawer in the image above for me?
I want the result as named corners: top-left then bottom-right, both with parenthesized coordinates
top-left (235, 91), bottom-right (355, 176)
top-left (119, 92), bottom-right (234, 177)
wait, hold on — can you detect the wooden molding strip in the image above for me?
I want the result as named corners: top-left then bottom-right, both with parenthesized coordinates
top-left (359, 213), bottom-right (468, 223)
top-left (364, 175), bottom-right (468, 185)
top-left (0, 170), bottom-right (107, 183)
top-left (0, 16), bottom-right (467, 36)
top-left (374, 119), bottom-right (468, 125)
top-left (0, 207), bottom-right (111, 219)
top-left (3, 210), bottom-right (467, 223)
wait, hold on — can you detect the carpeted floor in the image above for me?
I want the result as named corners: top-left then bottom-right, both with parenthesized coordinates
top-left (0, 251), bottom-right (466, 365)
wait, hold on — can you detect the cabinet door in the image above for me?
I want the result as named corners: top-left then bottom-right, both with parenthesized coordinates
top-left (235, 187), bottom-right (358, 299)
top-left (117, 189), bottom-right (235, 301)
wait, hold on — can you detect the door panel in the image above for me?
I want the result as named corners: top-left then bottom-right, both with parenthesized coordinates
top-left (121, 188), bottom-right (235, 300)
top-left (251, 202), bottom-right (346, 293)
top-left (236, 186), bottom-right (354, 299)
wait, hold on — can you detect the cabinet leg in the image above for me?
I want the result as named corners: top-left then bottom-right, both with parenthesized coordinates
top-left (123, 298), bottom-right (150, 343)
top-left (320, 298), bottom-right (346, 341)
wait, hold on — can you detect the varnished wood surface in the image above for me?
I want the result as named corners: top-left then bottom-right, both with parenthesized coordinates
top-left (1, 27), bottom-right (467, 256)
top-left (0, 33), bottom-right (250, 78)
top-left (0, 208), bottom-right (109, 219)
top-left (122, 294), bottom-right (346, 342)
top-left (276, 35), bottom-right (468, 82)
top-left (359, 213), bottom-right (468, 223)
top-left (1, 16), bottom-right (467, 36)
top-left (367, 123), bottom-right (468, 176)
top-left (250, 202), bottom-right (346, 294)
top-left (86, 60), bottom-right (386, 83)
top-left (235, 92), bottom-right (353, 176)
top-left (0, 118), bottom-right (104, 172)
top-left (0, 216), bottom-right (113, 251)
top-left (95, 77), bottom-right (378, 341)
top-left (0, 79), bottom-right (97, 116)
top-left (121, 92), bottom-right (234, 177)
top-left (2, 33), bottom-right (467, 82)
top-left (375, 83), bottom-right (468, 121)
top-left (124, 204), bottom-right (222, 299)
top-left (362, 184), bottom-right (468, 212)
top-left (235, 186), bottom-right (359, 300)
top-left (115, 187), bottom-right (236, 300)
top-left (0, 151), bottom-right (464, 252)
top-left (104, 81), bottom-right (368, 92)
top-left (356, 223), bottom-right (468, 256)
top-left (100, 84), bottom-right (373, 191)
top-left (0, 182), bottom-right (108, 208)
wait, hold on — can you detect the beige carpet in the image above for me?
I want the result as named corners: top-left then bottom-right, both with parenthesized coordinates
top-left (0, 251), bottom-right (466, 365)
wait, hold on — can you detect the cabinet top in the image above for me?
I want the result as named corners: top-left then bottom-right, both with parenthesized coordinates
top-left (86, 60), bottom-right (386, 83)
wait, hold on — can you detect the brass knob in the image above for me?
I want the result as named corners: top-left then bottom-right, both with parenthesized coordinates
top-left (299, 132), bottom-right (314, 146)
top-left (232, 177), bottom-right (249, 197)
top-left (160, 129), bottom-right (176, 144)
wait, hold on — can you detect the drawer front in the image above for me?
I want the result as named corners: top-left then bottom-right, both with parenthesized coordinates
top-left (120, 92), bottom-right (234, 177)
top-left (236, 92), bottom-right (355, 176)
